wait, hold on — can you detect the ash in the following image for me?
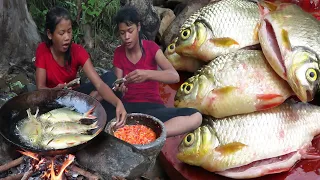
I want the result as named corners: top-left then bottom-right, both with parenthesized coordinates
top-left (0, 156), bottom-right (31, 178)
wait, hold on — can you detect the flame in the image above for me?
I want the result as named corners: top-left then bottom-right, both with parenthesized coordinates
top-left (46, 154), bottom-right (75, 180)
top-left (17, 150), bottom-right (39, 161)
top-left (18, 150), bottom-right (75, 180)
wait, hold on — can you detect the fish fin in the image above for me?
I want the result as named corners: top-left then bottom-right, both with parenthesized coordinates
top-left (35, 107), bottom-right (39, 117)
top-left (257, 2), bottom-right (271, 18)
top-left (92, 128), bottom-right (102, 137)
top-left (215, 142), bottom-right (247, 155)
top-left (209, 38), bottom-right (239, 47)
top-left (253, 23), bottom-right (261, 42)
top-left (26, 108), bottom-right (32, 118)
top-left (300, 146), bottom-right (320, 159)
top-left (46, 139), bottom-right (54, 145)
top-left (211, 86), bottom-right (238, 95)
top-left (67, 142), bottom-right (76, 146)
top-left (255, 94), bottom-right (285, 110)
top-left (259, 1), bottom-right (279, 12)
top-left (281, 29), bottom-right (291, 51)
top-left (256, 94), bottom-right (283, 100)
top-left (84, 106), bottom-right (97, 119)
top-left (90, 121), bottom-right (99, 129)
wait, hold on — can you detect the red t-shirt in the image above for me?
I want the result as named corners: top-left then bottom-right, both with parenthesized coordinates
top-left (113, 40), bottom-right (164, 104)
top-left (35, 42), bottom-right (90, 88)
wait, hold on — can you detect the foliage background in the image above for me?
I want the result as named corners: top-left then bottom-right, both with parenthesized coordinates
top-left (27, 0), bottom-right (121, 69)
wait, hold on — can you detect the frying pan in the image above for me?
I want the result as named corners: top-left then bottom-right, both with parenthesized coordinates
top-left (0, 89), bottom-right (107, 156)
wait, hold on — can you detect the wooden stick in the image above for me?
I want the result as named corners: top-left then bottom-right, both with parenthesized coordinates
top-left (21, 169), bottom-right (33, 180)
top-left (69, 165), bottom-right (100, 180)
top-left (0, 173), bottom-right (24, 180)
top-left (0, 157), bottom-right (24, 172)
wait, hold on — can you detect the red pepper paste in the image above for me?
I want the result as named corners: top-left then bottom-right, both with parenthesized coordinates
top-left (114, 125), bottom-right (157, 145)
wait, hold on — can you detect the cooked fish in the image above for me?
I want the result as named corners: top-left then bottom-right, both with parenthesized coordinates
top-left (39, 106), bottom-right (96, 123)
top-left (44, 121), bottom-right (98, 135)
top-left (41, 129), bottom-right (101, 149)
top-left (18, 108), bottom-right (42, 144)
top-left (174, 50), bottom-right (293, 118)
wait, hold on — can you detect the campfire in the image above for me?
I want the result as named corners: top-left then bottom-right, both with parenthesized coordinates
top-left (0, 150), bottom-right (100, 180)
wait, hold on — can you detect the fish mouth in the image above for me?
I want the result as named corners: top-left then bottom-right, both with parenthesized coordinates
top-left (289, 74), bottom-right (314, 102)
top-left (260, 19), bottom-right (287, 78)
top-left (293, 85), bottom-right (314, 102)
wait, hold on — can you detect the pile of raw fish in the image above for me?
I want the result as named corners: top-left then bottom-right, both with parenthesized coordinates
top-left (16, 107), bottom-right (100, 150)
top-left (165, 0), bottom-right (320, 179)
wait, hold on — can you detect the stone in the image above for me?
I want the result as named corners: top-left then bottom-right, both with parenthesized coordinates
top-left (0, 92), bottom-right (17, 108)
top-left (154, 7), bottom-right (176, 42)
top-left (76, 132), bottom-right (152, 179)
top-left (121, 0), bottom-right (161, 41)
top-left (0, 78), bottom-right (10, 93)
top-left (0, 0), bottom-right (41, 79)
top-left (0, 134), bottom-right (20, 165)
top-left (105, 113), bottom-right (167, 177)
top-left (161, 0), bottom-right (212, 48)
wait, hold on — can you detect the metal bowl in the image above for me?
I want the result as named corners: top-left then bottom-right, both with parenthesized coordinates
top-left (0, 89), bottom-right (107, 156)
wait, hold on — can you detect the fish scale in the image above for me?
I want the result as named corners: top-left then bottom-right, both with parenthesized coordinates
top-left (180, 0), bottom-right (259, 38)
top-left (174, 0), bottom-right (261, 62)
top-left (174, 50), bottom-right (293, 118)
top-left (177, 101), bottom-right (320, 174)
top-left (259, 4), bottom-right (320, 102)
top-left (204, 101), bottom-right (320, 171)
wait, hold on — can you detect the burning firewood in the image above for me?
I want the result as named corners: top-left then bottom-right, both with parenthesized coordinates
top-left (69, 165), bottom-right (101, 180)
top-left (1, 174), bottom-right (24, 180)
top-left (0, 156), bottom-right (24, 172)
top-left (21, 169), bottom-right (33, 180)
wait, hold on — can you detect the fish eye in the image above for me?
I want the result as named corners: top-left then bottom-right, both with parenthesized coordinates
top-left (168, 43), bottom-right (175, 53)
top-left (184, 84), bottom-right (193, 94)
top-left (169, 43), bottom-right (175, 50)
top-left (180, 82), bottom-right (188, 91)
top-left (181, 29), bottom-right (191, 40)
top-left (306, 68), bottom-right (318, 82)
top-left (184, 133), bottom-right (194, 147)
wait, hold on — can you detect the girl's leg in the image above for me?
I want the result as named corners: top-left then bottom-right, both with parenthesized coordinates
top-left (143, 105), bottom-right (203, 137)
top-left (163, 111), bottom-right (202, 137)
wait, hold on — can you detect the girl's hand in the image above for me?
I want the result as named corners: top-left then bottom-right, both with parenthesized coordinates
top-left (54, 83), bottom-right (67, 89)
top-left (126, 69), bottom-right (149, 83)
top-left (114, 100), bottom-right (127, 129)
top-left (114, 83), bottom-right (128, 95)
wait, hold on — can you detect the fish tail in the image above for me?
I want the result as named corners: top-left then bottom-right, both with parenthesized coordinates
top-left (89, 121), bottom-right (99, 129)
top-left (35, 107), bottom-right (39, 117)
top-left (26, 108), bottom-right (32, 118)
top-left (92, 128), bottom-right (102, 137)
top-left (84, 106), bottom-right (97, 119)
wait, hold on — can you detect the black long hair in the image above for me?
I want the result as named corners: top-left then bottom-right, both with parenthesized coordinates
top-left (113, 6), bottom-right (145, 56)
top-left (44, 6), bottom-right (72, 68)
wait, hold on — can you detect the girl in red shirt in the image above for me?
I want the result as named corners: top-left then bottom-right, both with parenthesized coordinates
top-left (112, 6), bottom-right (202, 137)
top-left (35, 6), bottom-right (126, 128)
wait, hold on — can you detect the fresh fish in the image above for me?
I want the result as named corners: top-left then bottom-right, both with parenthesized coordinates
top-left (18, 108), bottom-right (42, 144)
top-left (39, 106), bottom-right (96, 123)
top-left (164, 37), bottom-right (205, 72)
top-left (174, 50), bottom-right (293, 118)
top-left (177, 101), bottom-right (320, 179)
top-left (41, 129), bottom-right (101, 149)
top-left (44, 121), bottom-right (98, 135)
top-left (258, 3), bottom-right (320, 102)
top-left (174, 0), bottom-right (260, 62)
